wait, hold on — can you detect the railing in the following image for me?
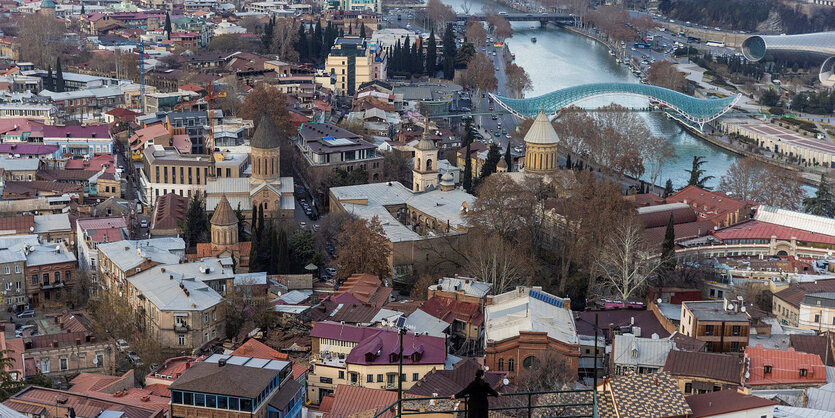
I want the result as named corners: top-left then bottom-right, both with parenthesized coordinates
top-left (372, 389), bottom-right (597, 418)
top-left (40, 281), bottom-right (64, 290)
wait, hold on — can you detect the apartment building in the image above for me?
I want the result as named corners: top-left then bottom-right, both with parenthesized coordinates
top-left (324, 36), bottom-right (386, 96)
top-left (296, 122), bottom-right (383, 183)
top-left (141, 145), bottom-right (212, 202)
top-left (96, 238), bottom-right (185, 290)
top-left (680, 299), bottom-right (750, 353)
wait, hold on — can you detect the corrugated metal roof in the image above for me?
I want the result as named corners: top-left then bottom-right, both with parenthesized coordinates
top-left (612, 333), bottom-right (674, 369)
top-left (756, 205), bottom-right (835, 237)
top-left (806, 383), bottom-right (835, 412)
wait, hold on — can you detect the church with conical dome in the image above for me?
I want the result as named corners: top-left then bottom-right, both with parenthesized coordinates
top-left (522, 109), bottom-right (560, 174)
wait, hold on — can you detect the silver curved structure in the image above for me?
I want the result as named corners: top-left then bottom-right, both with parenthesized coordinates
top-left (741, 32), bottom-right (835, 86)
top-left (489, 83), bottom-right (741, 130)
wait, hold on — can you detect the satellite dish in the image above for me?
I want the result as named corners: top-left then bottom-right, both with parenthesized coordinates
top-left (502, 378), bottom-right (510, 386)
top-left (92, 357), bottom-right (98, 365)
top-left (656, 298), bottom-right (662, 305)
top-left (740, 306), bottom-right (747, 313)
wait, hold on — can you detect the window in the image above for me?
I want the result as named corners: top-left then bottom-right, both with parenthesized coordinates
top-left (704, 325), bottom-right (714, 336)
top-left (498, 358), bottom-right (504, 371)
top-left (412, 373), bottom-right (419, 381)
top-left (338, 371), bottom-right (344, 379)
top-left (178, 335), bottom-right (185, 346)
top-left (65, 271), bottom-right (71, 281)
top-left (367, 374), bottom-right (374, 383)
top-left (764, 365), bottom-right (772, 374)
top-left (684, 383), bottom-right (692, 394)
top-left (815, 314), bottom-right (821, 323)
top-left (14, 265), bottom-right (19, 274)
top-left (31, 274), bottom-right (37, 284)
top-left (204, 332), bottom-right (209, 342)
top-left (508, 358), bottom-right (515, 372)
top-left (42, 273), bottom-right (48, 284)
top-left (41, 359), bottom-right (49, 373)
top-left (4, 266), bottom-right (9, 274)
top-left (54, 272), bottom-right (60, 283)
top-left (730, 342), bottom-right (739, 352)
top-left (800, 368), bottom-right (808, 377)
top-left (212, 310), bottom-right (216, 321)
top-left (15, 281), bottom-right (20, 290)
top-left (731, 325), bottom-right (741, 336)
top-left (204, 313), bottom-right (209, 324)
top-left (377, 374), bottom-right (383, 382)
top-left (523, 356), bottom-right (540, 370)
top-left (59, 357), bottom-right (68, 370)
top-left (320, 377), bottom-right (333, 384)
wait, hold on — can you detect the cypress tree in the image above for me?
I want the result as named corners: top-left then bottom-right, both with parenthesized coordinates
top-left (296, 24), bottom-right (307, 61)
top-left (314, 20), bottom-right (323, 60)
top-left (479, 143), bottom-right (501, 178)
top-left (504, 144), bottom-right (512, 172)
top-left (426, 29), bottom-right (437, 76)
top-left (80, 2), bottom-right (85, 15)
top-left (663, 179), bottom-right (674, 198)
top-left (268, 222), bottom-right (278, 274)
top-left (55, 58), bottom-right (65, 93)
top-left (803, 173), bottom-right (835, 218)
top-left (45, 66), bottom-right (53, 91)
top-left (248, 206), bottom-right (260, 272)
top-left (403, 35), bottom-right (411, 74)
top-left (442, 24), bottom-right (456, 80)
top-left (277, 229), bottom-right (289, 273)
top-left (164, 12), bottom-right (172, 40)
top-left (659, 213), bottom-right (677, 279)
top-left (359, 24), bottom-right (366, 39)
top-left (463, 143), bottom-right (472, 193)
top-left (565, 154), bottom-right (572, 169)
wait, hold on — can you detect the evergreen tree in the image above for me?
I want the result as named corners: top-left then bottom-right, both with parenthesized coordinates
top-left (392, 40), bottom-right (401, 73)
top-left (278, 229), bottom-right (289, 273)
top-left (44, 66), bottom-right (53, 91)
top-left (659, 213), bottom-right (677, 279)
top-left (663, 179), bottom-right (674, 198)
top-left (248, 206), bottom-right (260, 271)
top-left (235, 202), bottom-right (247, 240)
top-left (314, 20), bottom-right (323, 61)
top-left (360, 24), bottom-right (366, 39)
top-left (339, 28), bottom-right (344, 38)
top-left (268, 222), bottom-right (278, 274)
top-left (480, 143), bottom-right (502, 178)
top-left (463, 118), bottom-right (474, 147)
top-left (403, 35), bottom-right (411, 74)
top-left (164, 12), bottom-right (172, 40)
top-left (55, 58), bottom-right (65, 93)
top-left (262, 17), bottom-right (274, 52)
top-left (178, 192), bottom-right (208, 249)
top-left (565, 154), bottom-right (572, 169)
top-left (442, 24), bottom-right (456, 80)
top-left (80, 2), bottom-right (85, 15)
top-left (685, 156), bottom-right (713, 189)
top-left (463, 143), bottom-right (473, 193)
top-left (804, 173), bottom-right (835, 218)
top-left (503, 144), bottom-right (512, 172)
top-left (426, 29), bottom-right (437, 76)
top-left (296, 24), bottom-right (306, 61)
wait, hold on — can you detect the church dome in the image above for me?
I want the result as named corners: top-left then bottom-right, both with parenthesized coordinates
top-left (250, 114), bottom-right (281, 149)
top-left (440, 172), bottom-right (454, 185)
top-left (416, 131), bottom-right (436, 151)
top-left (211, 195), bottom-right (238, 226)
top-left (523, 109), bottom-right (559, 145)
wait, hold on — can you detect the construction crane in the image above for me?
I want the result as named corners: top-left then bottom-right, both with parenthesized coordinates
top-left (138, 40), bottom-right (145, 112)
top-left (172, 84), bottom-right (226, 154)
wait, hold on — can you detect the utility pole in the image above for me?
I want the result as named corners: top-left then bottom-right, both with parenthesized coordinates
top-left (398, 327), bottom-right (405, 403)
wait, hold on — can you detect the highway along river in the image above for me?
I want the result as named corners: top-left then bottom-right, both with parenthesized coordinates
top-left (442, 0), bottom-right (741, 188)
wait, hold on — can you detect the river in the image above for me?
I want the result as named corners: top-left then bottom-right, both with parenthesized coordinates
top-left (440, 0), bottom-right (740, 189)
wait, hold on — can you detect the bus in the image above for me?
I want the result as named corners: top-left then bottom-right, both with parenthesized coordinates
top-left (633, 42), bottom-right (651, 49)
top-left (705, 40), bottom-right (726, 47)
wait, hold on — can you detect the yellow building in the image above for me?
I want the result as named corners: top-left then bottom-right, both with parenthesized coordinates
top-left (324, 36), bottom-right (386, 96)
top-left (412, 133), bottom-right (439, 192)
top-left (308, 321), bottom-right (446, 403)
top-left (522, 109), bottom-right (559, 174)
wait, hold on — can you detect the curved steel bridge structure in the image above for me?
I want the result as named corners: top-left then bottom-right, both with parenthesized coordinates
top-left (489, 83), bottom-right (741, 130)
top-left (741, 32), bottom-right (835, 87)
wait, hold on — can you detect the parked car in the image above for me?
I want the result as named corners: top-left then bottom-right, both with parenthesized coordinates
top-left (140, 220), bottom-right (148, 228)
top-left (300, 222), bottom-right (307, 229)
top-left (127, 351), bottom-right (143, 366)
top-left (117, 339), bottom-right (129, 352)
top-left (325, 267), bottom-right (337, 276)
top-left (17, 310), bottom-right (34, 318)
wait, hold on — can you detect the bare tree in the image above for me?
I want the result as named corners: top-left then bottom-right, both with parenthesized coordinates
top-left (468, 175), bottom-right (537, 243)
top-left (460, 52), bottom-right (497, 96)
top-left (333, 216), bottom-right (392, 281)
top-left (464, 230), bottom-right (531, 294)
top-left (19, 14), bottom-right (66, 68)
top-left (426, 0), bottom-right (456, 31)
top-left (642, 136), bottom-right (677, 188)
top-left (594, 216), bottom-right (658, 304)
top-left (505, 63), bottom-right (533, 99)
top-left (270, 18), bottom-right (300, 63)
top-left (719, 157), bottom-right (806, 210)
top-left (647, 61), bottom-right (688, 92)
top-left (515, 350), bottom-right (575, 392)
top-left (485, 14), bottom-right (513, 41)
top-left (464, 18), bottom-right (487, 47)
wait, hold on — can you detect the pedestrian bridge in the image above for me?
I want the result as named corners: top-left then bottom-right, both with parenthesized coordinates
top-left (490, 83), bottom-right (741, 129)
top-left (456, 12), bottom-right (575, 25)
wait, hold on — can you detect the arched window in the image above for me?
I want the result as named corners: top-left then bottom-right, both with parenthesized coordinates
top-left (523, 356), bottom-right (540, 371)
top-left (507, 358), bottom-right (515, 372)
top-left (498, 358), bottom-right (504, 371)
top-left (426, 158), bottom-right (433, 171)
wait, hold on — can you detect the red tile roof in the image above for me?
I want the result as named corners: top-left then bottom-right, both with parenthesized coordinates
top-left (151, 193), bottom-right (188, 232)
top-left (334, 274), bottom-right (392, 309)
top-left (715, 219), bottom-right (835, 246)
top-left (744, 345), bottom-right (827, 387)
top-left (686, 389), bottom-right (777, 417)
top-left (324, 385), bottom-right (398, 418)
top-left (7, 386), bottom-right (163, 418)
top-left (418, 296), bottom-right (484, 326)
top-left (773, 279), bottom-right (835, 308)
top-left (668, 185), bottom-right (749, 224)
top-left (0, 214), bottom-right (34, 233)
top-left (292, 363), bottom-right (307, 380)
top-left (65, 153), bottom-right (116, 173)
top-left (231, 338), bottom-right (289, 361)
top-left (43, 124), bottom-right (111, 140)
top-left (146, 356), bottom-right (200, 382)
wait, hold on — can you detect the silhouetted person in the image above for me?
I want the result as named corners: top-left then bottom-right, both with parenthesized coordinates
top-left (451, 369), bottom-right (500, 418)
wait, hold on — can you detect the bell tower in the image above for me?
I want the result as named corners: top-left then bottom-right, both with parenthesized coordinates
top-left (412, 127), bottom-right (438, 192)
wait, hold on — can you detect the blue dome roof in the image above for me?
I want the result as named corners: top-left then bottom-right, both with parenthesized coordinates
top-left (41, 0), bottom-right (56, 8)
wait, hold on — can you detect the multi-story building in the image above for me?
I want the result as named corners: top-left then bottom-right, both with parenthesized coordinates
top-left (324, 36), bottom-right (386, 96)
top-left (141, 144), bottom-right (212, 202)
top-left (483, 286), bottom-right (580, 381)
top-left (24, 241), bottom-right (77, 306)
top-left (427, 276), bottom-right (492, 304)
top-left (0, 103), bottom-right (57, 123)
top-left (773, 279), bottom-right (835, 326)
top-left (96, 238), bottom-right (185, 290)
top-left (743, 345), bottom-right (827, 390)
top-left (0, 156), bottom-right (40, 181)
top-left (798, 292), bottom-right (835, 332)
top-left (76, 217), bottom-right (128, 273)
top-left (169, 354), bottom-right (303, 418)
top-left (4, 386), bottom-right (163, 417)
top-left (308, 321), bottom-right (445, 403)
top-left (41, 124), bottom-right (112, 158)
top-left (338, 0), bottom-right (380, 14)
top-left (166, 111), bottom-right (222, 154)
top-left (679, 299), bottom-right (750, 353)
top-left (667, 185), bottom-right (753, 228)
top-left (0, 236), bottom-right (32, 312)
top-left (296, 122), bottom-right (383, 184)
top-left (124, 259), bottom-right (233, 350)
top-left (610, 333), bottom-right (675, 376)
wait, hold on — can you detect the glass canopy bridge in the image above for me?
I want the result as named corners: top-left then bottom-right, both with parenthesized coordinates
top-left (489, 83), bottom-right (742, 130)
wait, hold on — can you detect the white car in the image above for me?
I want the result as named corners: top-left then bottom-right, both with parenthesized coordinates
top-left (117, 339), bottom-right (129, 352)
top-left (300, 222), bottom-right (307, 229)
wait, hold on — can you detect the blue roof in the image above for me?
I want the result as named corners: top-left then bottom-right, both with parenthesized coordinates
top-left (40, 0), bottom-right (55, 8)
top-left (491, 83), bottom-right (740, 127)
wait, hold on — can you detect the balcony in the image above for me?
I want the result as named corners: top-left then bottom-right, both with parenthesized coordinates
top-left (40, 281), bottom-right (64, 290)
top-left (174, 324), bottom-right (189, 333)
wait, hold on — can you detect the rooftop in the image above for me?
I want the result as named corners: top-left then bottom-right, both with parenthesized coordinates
top-left (663, 350), bottom-right (743, 383)
top-left (126, 259), bottom-right (232, 311)
top-left (168, 361), bottom-right (280, 398)
top-left (683, 300), bottom-right (750, 322)
top-left (230, 338), bottom-right (290, 361)
top-left (428, 276), bottom-right (491, 298)
top-left (612, 333), bottom-right (675, 369)
top-left (775, 279), bottom-right (835, 308)
top-left (96, 238), bottom-right (185, 272)
top-left (686, 389), bottom-right (777, 417)
top-left (744, 345), bottom-right (827, 386)
top-left (604, 371), bottom-right (692, 418)
top-left (523, 109), bottom-right (559, 145)
top-left (485, 286), bottom-right (578, 346)
top-left (4, 386), bottom-right (163, 418)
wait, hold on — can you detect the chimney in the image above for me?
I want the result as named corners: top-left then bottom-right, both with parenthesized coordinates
top-left (218, 358), bottom-right (227, 367)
